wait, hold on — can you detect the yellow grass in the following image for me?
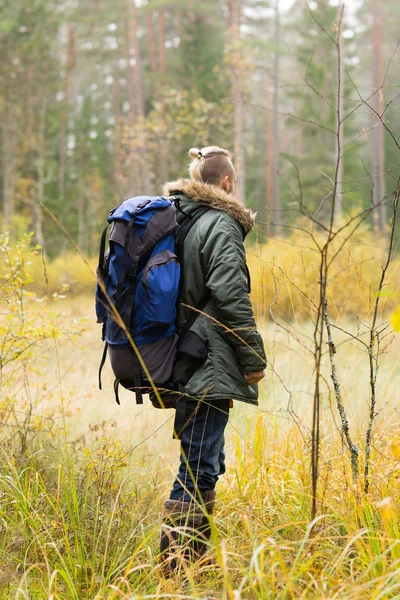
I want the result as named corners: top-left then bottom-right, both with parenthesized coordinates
top-left (248, 228), bottom-right (400, 320)
top-left (1, 235), bottom-right (400, 598)
top-left (24, 228), bottom-right (400, 321)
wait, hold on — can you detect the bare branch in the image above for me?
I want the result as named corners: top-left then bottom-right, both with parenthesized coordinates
top-left (364, 180), bottom-right (400, 493)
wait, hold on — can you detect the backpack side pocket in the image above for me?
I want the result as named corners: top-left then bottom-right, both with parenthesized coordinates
top-left (134, 249), bottom-right (180, 344)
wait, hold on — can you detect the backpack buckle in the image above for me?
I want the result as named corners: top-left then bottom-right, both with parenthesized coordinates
top-left (136, 199), bottom-right (151, 211)
top-left (127, 262), bottom-right (138, 280)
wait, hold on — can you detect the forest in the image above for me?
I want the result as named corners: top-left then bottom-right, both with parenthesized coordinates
top-left (1, 0), bottom-right (400, 598)
top-left (2, 0), bottom-right (399, 252)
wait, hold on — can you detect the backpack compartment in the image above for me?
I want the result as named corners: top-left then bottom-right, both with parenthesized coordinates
top-left (134, 248), bottom-right (180, 345)
top-left (108, 333), bottom-right (178, 387)
top-left (96, 196), bottom-right (214, 407)
top-left (103, 241), bottom-right (135, 347)
top-left (106, 240), bottom-right (180, 387)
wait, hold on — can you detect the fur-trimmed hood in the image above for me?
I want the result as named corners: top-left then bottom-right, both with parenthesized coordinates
top-left (163, 178), bottom-right (256, 234)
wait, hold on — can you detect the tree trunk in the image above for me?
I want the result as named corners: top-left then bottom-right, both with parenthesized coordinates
top-left (146, 12), bottom-right (158, 74)
top-left (188, 0), bottom-right (195, 22)
top-left (226, 0), bottom-right (234, 28)
top-left (124, 1), bottom-right (138, 196)
top-left (125, 12), bottom-right (136, 118)
top-left (159, 11), bottom-right (167, 77)
top-left (272, 0), bottom-right (281, 232)
top-left (158, 10), bottom-right (169, 187)
top-left (234, 84), bottom-right (245, 204)
top-left (77, 184), bottom-right (85, 251)
top-left (371, 1), bottom-right (386, 235)
top-left (59, 25), bottom-right (76, 203)
top-left (335, 1), bottom-right (344, 224)
top-left (35, 97), bottom-right (47, 249)
top-left (127, 0), bottom-right (149, 192)
top-left (229, 0), bottom-right (245, 204)
top-left (2, 109), bottom-right (17, 226)
top-left (266, 86), bottom-right (274, 236)
top-left (128, 0), bottom-right (144, 119)
top-left (25, 66), bottom-right (35, 141)
top-left (113, 79), bottom-right (123, 194)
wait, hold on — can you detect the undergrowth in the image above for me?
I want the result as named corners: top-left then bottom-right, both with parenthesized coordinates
top-left (11, 227), bottom-right (400, 321)
top-left (1, 234), bottom-right (400, 599)
top-left (2, 412), bottom-right (400, 598)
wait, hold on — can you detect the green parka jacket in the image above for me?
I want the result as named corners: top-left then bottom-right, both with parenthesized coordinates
top-left (163, 178), bottom-right (267, 405)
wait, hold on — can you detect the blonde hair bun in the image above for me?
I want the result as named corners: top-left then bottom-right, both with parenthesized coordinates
top-left (188, 145), bottom-right (236, 186)
top-left (188, 147), bottom-right (202, 159)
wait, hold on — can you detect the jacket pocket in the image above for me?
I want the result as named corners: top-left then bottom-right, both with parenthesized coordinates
top-left (177, 330), bottom-right (208, 360)
top-left (174, 330), bottom-right (208, 386)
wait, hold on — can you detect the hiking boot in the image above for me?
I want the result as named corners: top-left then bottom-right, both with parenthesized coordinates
top-left (193, 490), bottom-right (216, 560)
top-left (159, 490), bottom-right (216, 575)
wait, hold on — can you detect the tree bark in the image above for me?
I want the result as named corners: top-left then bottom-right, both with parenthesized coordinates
top-left (128, 0), bottom-right (149, 191)
top-left (234, 83), bottom-right (245, 204)
top-left (2, 109), bottom-right (17, 226)
top-left (226, 0), bottom-right (234, 28)
top-left (146, 12), bottom-right (158, 74)
top-left (266, 86), bottom-right (274, 236)
top-left (59, 25), bottom-right (76, 203)
top-left (229, 0), bottom-right (245, 204)
top-left (159, 11), bottom-right (167, 78)
top-left (113, 79), bottom-right (123, 194)
top-left (158, 10), bottom-right (169, 186)
top-left (272, 0), bottom-right (281, 232)
top-left (35, 97), bottom-right (47, 249)
top-left (127, 0), bottom-right (144, 119)
top-left (125, 10), bottom-right (136, 118)
top-left (77, 184), bottom-right (85, 251)
top-left (124, 1), bottom-right (139, 196)
top-left (335, 1), bottom-right (344, 224)
top-left (188, 0), bottom-right (196, 22)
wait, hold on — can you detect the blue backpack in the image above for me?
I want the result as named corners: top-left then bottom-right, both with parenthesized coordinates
top-left (96, 195), bottom-right (210, 406)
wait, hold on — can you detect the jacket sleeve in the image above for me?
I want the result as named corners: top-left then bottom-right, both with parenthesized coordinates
top-left (200, 213), bottom-right (267, 372)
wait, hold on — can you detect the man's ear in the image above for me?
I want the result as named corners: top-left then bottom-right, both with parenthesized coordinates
top-left (221, 175), bottom-right (230, 193)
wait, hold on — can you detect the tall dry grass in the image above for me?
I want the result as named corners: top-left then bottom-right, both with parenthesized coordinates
top-left (248, 227), bottom-right (400, 320)
top-left (1, 233), bottom-right (400, 598)
top-left (21, 227), bottom-right (400, 321)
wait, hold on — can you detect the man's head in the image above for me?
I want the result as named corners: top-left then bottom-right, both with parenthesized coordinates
top-left (188, 146), bottom-right (237, 195)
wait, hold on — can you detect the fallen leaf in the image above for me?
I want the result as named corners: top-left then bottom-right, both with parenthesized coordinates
top-left (391, 306), bottom-right (400, 332)
top-left (392, 439), bottom-right (400, 460)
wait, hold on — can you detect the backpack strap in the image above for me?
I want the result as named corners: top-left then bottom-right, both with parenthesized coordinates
top-left (114, 215), bottom-right (136, 311)
top-left (97, 224), bottom-right (110, 393)
top-left (170, 204), bottom-right (213, 438)
top-left (173, 394), bottom-right (188, 439)
top-left (114, 378), bottom-right (121, 405)
top-left (174, 204), bottom-right (213, 336)
top-left (113, 371), bottom-right (142, 406)
top-left (98, 342), bottom-right (108, 390)
top-left (117, 216), bottom-right (143, 404)
top-left (98, 223), bottom-right (110, 275)
top-left (132, 359), bottom-right (143, 405)
top-left (174, 204), bottom-right (212, 262)
top-left (124, 261), bottom-right (138, 327)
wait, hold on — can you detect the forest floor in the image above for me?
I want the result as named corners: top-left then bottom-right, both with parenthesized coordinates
top-left (1, 296), bottom-right (400, 599)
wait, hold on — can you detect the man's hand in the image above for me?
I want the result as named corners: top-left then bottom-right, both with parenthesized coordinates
top-left (244, 370), bottom-right (266, 386)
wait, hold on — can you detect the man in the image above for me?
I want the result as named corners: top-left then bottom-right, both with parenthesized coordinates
top-left (160, 145), bottom-right (266, 572)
